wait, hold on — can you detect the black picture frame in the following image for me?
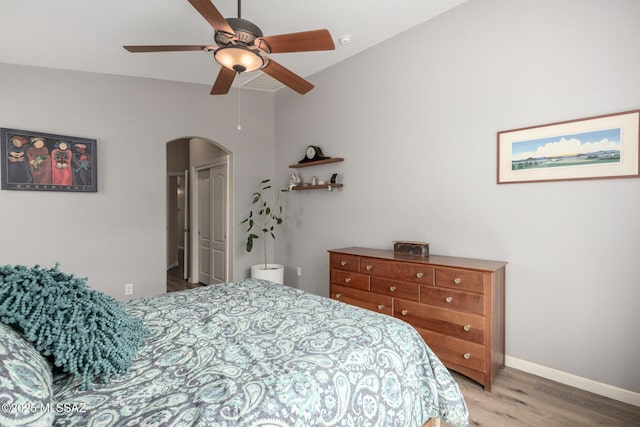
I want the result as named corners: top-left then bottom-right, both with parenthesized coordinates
top-left (1, 128), bottom-right (97, 192)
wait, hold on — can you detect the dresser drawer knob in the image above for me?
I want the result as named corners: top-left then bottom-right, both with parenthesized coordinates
top-left (366, 265), bottom-right (372, 271)
top-left (335, 293), bottom-right (342, 299)
top-left (453, 277), bottom-right (462, 284)
top-left (377, 304), bottom-right (384, 310)
top-left (416, 272), bottom-right (424, 278)
top-left (340, 260), bottom-right (348, 266)
top-left (389, 286), bottom-right (396, 292)
top-left (463, 353), bottom-right (471, 360)
top-left (344, 277), bottom-right (352, 284)
top-left (401, 310), bottom-right (408, 316)
top-left (445, 296), bottom-right (453, 303)
top-left (463, 325), bottom-right (471, 332)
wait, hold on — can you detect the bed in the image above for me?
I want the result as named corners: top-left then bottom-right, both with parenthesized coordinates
top-left (2, 278), bottom-right (469, 426)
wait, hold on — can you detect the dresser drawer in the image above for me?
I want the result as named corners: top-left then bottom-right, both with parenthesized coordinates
top-left (331, 284), bottom-right (393, 316)
top-left (420, 286), bottom-right (485, 315)
top-left (435, 267), bottom-right (484, 293)
top-left (330, 269), bottom-right (370, 291)
top-left (361, 257), bottom-right (434, 284)
top-left (330, 253), bottom-right (361, 272)
top-left (394, 299), bottom-right (484, 344)
top-left (418, 329), bottom-right (485, 373)
top-left (371, 277), bottom-right (419, 301)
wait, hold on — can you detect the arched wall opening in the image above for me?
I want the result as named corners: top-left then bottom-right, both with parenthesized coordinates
top-left (166, 137), bottom-right (234, 290)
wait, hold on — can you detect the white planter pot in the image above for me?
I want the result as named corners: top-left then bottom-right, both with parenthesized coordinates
top-left (250, 264), bottom-right (284, 285)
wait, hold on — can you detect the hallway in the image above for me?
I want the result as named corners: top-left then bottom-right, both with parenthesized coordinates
top-left (167, 267), bottom-right (203, 293)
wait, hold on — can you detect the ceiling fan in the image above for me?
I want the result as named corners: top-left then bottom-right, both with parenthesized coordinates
top-left (124, 0), bottom-right (335, 95)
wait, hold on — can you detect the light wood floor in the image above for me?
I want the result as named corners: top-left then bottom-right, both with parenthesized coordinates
top-left (445, 367), bottom-right (639, 426)
top-left (165, 271), bottom-right (639, 426)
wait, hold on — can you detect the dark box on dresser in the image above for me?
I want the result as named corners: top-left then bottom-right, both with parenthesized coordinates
top-left (393, 241), bottom-right (429, 257)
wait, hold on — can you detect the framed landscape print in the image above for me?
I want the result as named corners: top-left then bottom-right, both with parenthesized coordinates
top-left (1, 128), bottom-right (97, 192)
top-left (497, 110), bottom-right (640, 184)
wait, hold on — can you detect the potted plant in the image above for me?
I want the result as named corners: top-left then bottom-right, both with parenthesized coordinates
top-left (241, 178), bottom-right (285, 284)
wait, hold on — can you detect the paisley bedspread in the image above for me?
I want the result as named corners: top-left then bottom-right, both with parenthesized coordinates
top-left (53, 279), bottom-right (469, 426)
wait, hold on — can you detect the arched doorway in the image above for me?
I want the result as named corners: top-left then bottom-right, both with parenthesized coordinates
top-left (166, 137), bottom-right (233, 291)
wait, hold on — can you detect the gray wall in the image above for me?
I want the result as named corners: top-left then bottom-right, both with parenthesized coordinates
top-left (274, 0), bottom-right (640, 394)
top-left (0, 63), bottom-right (275, 299)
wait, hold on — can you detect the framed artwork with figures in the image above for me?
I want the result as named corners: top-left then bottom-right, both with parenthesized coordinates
top-left (1, 128), bottom-right (97, 192)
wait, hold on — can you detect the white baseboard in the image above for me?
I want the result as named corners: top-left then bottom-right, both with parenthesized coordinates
top-left (167, 262), bottom-right (179, 270)
top-left (506, 355), bottom-right (640, 407)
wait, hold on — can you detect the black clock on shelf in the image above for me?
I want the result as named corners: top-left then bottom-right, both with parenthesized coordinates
top-left (299, 145), bottom-right (329, 163)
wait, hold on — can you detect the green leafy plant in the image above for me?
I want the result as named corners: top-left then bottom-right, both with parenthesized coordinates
top-left (241, 179), bottom-right (284, 270)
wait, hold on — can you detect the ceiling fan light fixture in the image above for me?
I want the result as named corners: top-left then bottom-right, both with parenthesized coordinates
top-left (214, 45), bottom-right (264, 73)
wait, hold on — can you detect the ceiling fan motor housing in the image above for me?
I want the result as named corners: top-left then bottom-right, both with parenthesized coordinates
top-left (215, 18), bottom-right (264, 48)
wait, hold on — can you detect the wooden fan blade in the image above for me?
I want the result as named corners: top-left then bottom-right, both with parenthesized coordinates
top-left (211, 67), bottom-right (237, 95)
top-left (262, 60), bottom-right (314, 95)
top-left (258, 29), bottom-right (335, 54)
top-left (124, 45), bottom-right (207, 53)
top-left (188, 0), bottom-right (234, 34)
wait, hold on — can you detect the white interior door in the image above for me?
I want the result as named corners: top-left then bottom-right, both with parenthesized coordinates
top-left (211, 164), bottom-right (227, 284)
top-left (183, 169), bottom-right (189, 280)
top-left (191, 156), bottom-right (231, 285)
top-left (197, 169), bottom-right (212, 285)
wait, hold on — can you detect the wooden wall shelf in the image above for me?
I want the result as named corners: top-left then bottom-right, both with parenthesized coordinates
top-left (289, 158), bottom-right (344, 168)
top-left (291, 183), bottom-right (343, 191)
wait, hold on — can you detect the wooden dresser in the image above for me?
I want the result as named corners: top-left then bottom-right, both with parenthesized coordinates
top-left (328, 247), bottom-right (506, 391)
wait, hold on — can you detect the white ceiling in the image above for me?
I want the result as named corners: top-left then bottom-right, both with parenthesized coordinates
top-left (0, 0), bottom-right (468, 93)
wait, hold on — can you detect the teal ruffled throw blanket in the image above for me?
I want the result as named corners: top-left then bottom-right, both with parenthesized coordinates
top-left (0, 264), bottom-right (147, 389)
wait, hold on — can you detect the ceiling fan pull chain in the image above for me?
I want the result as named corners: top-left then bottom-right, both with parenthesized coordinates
top-left (238, 0), bottom-right (241, 19)
top-left (237, 85), bottom-right (242, 131)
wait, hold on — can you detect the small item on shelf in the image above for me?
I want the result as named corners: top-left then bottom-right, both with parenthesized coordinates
top-left (312, 176), bottom-right (318, 186)
top-left (317, 180), bottom-right (326, 185)
top-left (299, 145), bottom-right (329, 163)
top-left (393, 241), bottom-right (430, 257)
top-left (330, 173), bottom-right (338, 184)
top-left (288, 172), bottom-right (301, 191)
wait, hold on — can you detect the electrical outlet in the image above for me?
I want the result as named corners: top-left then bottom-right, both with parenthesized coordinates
top-left (296, 267), bottom-right (302, 276)
top-left (124, 283), bottom-right (134, 295)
